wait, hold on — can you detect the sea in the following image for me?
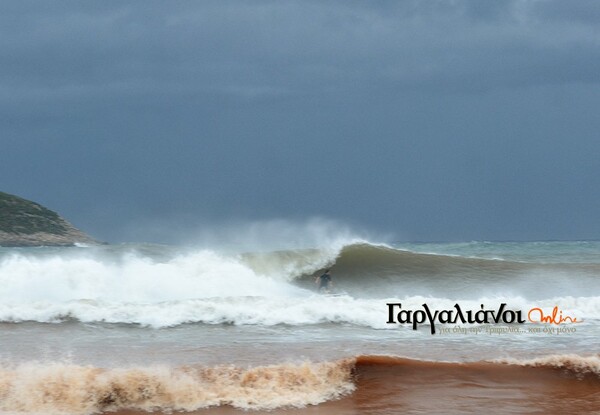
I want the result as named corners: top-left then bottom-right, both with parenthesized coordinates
top-left (1, 238), bottom-right (599, 414)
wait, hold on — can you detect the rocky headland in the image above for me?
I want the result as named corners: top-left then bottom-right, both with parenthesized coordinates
top-left (0, 191), bottom-right (97, 247)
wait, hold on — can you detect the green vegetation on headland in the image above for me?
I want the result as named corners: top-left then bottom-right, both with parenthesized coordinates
top-left (0, 191), bottom-right (96, 247)
top-left (0, 191), bottom-right (66, 235)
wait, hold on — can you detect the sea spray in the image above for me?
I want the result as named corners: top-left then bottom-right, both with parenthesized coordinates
top-left (0, 359), bottom-right (356, 414)
top-left (0, 242), bottom-right (598, 327)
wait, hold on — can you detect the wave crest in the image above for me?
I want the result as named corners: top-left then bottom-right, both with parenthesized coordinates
top-left (3, 354), bottom-right (599, 414)
top-left (0, 360), bottom-right (355, 414)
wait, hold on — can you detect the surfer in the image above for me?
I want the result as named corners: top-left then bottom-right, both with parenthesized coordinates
top-left (316, 269), bottom-right (333, 293)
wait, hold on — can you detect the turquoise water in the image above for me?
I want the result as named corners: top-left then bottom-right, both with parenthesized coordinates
top-left (395, 240), bottom-right (600, 263)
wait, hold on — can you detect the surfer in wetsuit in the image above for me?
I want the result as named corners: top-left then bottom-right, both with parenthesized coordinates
top-left (316, 269), bottom-right (332, 293)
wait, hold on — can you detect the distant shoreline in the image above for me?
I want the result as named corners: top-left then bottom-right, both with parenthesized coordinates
top-left (0, 191), bottom-right (97, 247)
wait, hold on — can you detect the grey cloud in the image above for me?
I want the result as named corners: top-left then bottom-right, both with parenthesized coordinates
top-left (2, 0), bottom-right (599, 100)
top-left (1, 0), bottom-right (600, 242)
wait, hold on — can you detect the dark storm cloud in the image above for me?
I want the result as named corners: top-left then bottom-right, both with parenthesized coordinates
top-left (2, 0), bottom-right (598, 98)
top-left (1, 1), bottom-right (599, 242)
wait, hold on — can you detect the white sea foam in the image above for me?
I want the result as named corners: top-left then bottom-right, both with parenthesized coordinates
top-left (0, 243), bottom-right (598, 327)
top-left (0, 359), bottom-right (356, 414)
top-left (493, 354), bottom-right (600, 375)
top-left (0, 250), bottom-right (305, 304)
top-left (0, 292), bottom-right (597, 328)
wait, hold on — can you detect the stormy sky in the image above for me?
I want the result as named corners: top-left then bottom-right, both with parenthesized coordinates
top-left (1, 0), bottom-right (599, 243)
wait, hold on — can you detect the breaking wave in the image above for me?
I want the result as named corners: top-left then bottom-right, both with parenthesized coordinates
top-left (0, 242), bottom-right (598, 327)
top-left (0, 360), bottom-right (355, 414)
top-left (1, 354), bottom-right (598, 414)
